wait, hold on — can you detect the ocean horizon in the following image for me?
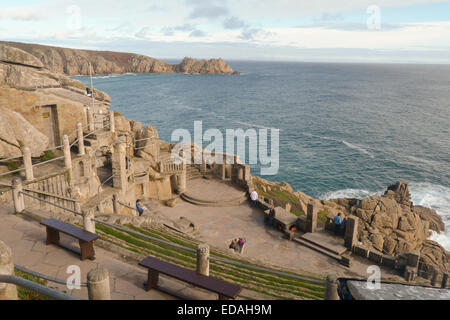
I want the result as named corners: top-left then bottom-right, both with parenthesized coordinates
top-left (75, 60), bottom-right (450, 250)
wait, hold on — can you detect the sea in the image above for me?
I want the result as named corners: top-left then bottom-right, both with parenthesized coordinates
top-left (74, 61), bottom-right (450, 250)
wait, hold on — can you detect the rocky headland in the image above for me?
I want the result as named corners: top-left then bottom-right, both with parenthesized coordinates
top-left (0, 41), bottom-right (240, 76)
top-left (252, 177), bottom-right (449, 273)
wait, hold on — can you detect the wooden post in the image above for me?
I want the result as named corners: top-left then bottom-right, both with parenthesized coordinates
top-left (87, 267), bottom-right (110, 300)
top-left (22, 146), bottom-right (34, 181)
top-left (0, 241), bottom-right (18, 300)
top-left (196, 244), bottom-right (210, 276)
top-left (77, 123), bottom-right (85, 155)
top-left (11, 178), bottom-right (25, 214)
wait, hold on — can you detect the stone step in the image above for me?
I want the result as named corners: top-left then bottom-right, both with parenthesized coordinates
top-left (299, 232), bottom-right (347, 256)
top-left (293, 238), bottom-right (342, 262)
top-left (181, 193), bottom-right (247, 207)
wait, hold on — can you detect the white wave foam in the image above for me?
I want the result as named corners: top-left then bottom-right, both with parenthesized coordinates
top-left (342, 140), bottom-right (375, 159)
top-left (319, 188), bottom-right (380, 200)
top-left (428, 230), bottom-right (450, 251)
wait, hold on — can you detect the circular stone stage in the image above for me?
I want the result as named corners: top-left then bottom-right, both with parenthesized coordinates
top-left (181, 178), bottom-right (248, 207)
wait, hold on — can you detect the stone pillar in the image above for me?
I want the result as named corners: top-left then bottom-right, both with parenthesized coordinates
top-left (243, 165), bottom-right (251, 182)
top-left (324, 274), bottom-right (339, 300)
top-left (196, 244), bottom-right (210, 276)
top-left (238, 167), bottom-right (244, 181)
top-left (112, 195), bottom-right (119, 215)
top-left (12, 178), bottom-right (25, 214)
top-left (83, 210), bottom-right (95, 233)
top-left (407, 250), bottom-right (420, 269)
top-left (306, 203), bottom-right (317, 233)
top-left (431, 269), bottom-right (440, 287)
top-left (87, 108), bottom-right (95, 132)
top-left (344, 217), bottom-right (359, 250)
top-left (74, 201), bottom-right (81, 214)
top-left (177, 163), bottom-right (187, 194)
top-left (63, 135), bottom-right (72, 171)
top-left (77, 123), bottom-right (85, 156)
top-left (87, 267), bottom-right (111, 300)
top-left (442, 273), bottom-right (449, 289)
top-left (0, 241), bottom-right (18, 300)
top-left (221, 164), bottom-right (226, 180)
top-left (112, 142), bottom-right (127, 193)
top-left (22, 147), bottom-right (34, 181)
top-left (109, 110), bottom-right (115, 133)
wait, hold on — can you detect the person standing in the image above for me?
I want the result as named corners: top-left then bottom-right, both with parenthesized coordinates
top-left (250, 190), bottom-right (258, 207)
top-left (333, 213), bottom-right (342, 235)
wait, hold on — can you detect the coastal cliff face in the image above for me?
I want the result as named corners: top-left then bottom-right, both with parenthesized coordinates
top-left (0, 41), bottom-right (239, 76)
top-left (0, 44), bottom-right (110, 158)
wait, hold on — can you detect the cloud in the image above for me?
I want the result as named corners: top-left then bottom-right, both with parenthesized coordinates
top-left (239, 28), bottom-right (274, 40)
top-left (135, 27), bottom-right (152, 39)
top-left (223, 16), bottom-right (247, 30)
top-left (186, 0), bottom-right (229, 20)
top-left (0, 6), bottom-right (48, 21)
top-left (189, 29), bottom-right (207, 37)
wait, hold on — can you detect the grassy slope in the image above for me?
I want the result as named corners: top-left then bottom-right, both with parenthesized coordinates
top-left (96, 223), bottom-right (326, 300)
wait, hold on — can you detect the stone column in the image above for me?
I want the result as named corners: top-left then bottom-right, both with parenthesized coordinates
top-left (83, 210), bottom-right (95, 233)
top-left (442, 273), bottom-right (449, 289)
top-left (112, 142), bottom-right (127, 193)
top-left (199, 151), bottom-right (206, 174)
top-left (87, 108), bottom-right (95, 132)
top-left (87, 267), bottom-right (110, 300)
top-left (407, 250), bottom-right (420, 269)
top-left (63, 135), bottom-right (72, 171)
top-left (344, 217), bottom-right (359, 250)
top-left (77, 123), bottom-right (85, 156)
top-left (109, 110), bottom-right (115, 133)
top-left (431, 269), bottom-right (440, 287)
top-left (22, 146), bottom-right (34, 182)
top-left (112, 195), bottom-right (119, 215)
top-left (0, 241), bottom-right (18, 300)
top-left (244, 165), bottom-right (251, 182)
top-left (306, 203), bottom-right (317, 233)
top-left (324, 274), bottom-right (340, 300)
top-left (12, 178), bottom-right (25, 214)
top-left (196, 244), bottom-right (210, 276)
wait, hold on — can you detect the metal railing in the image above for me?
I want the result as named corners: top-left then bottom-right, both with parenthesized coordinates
top-left (15, 264), bottom-right (87, 287)
top-left (0, 113), bottom-right (113, 178)
top-left (0, 274), bottom-right (81, 300)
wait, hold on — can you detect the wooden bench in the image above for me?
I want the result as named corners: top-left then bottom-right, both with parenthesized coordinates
top-left (139, 256), bottom-right (241, 300)
top-left (40, 218), bottom-right (100, 261)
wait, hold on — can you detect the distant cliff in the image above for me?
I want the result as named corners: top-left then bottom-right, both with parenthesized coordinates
top-left (0, 41), bottom-right (240, 76)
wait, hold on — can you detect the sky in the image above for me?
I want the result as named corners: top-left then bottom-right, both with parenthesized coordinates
top-left (1, 0), bottom-right (450, 63)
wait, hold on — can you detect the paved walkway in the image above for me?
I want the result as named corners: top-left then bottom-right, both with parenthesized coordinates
top-left (159, 198), bottom-right (402, 280)
top-left (184, 179), bottom-right (246, 202)
top-left (0, 206), bottom-right (218, 300)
